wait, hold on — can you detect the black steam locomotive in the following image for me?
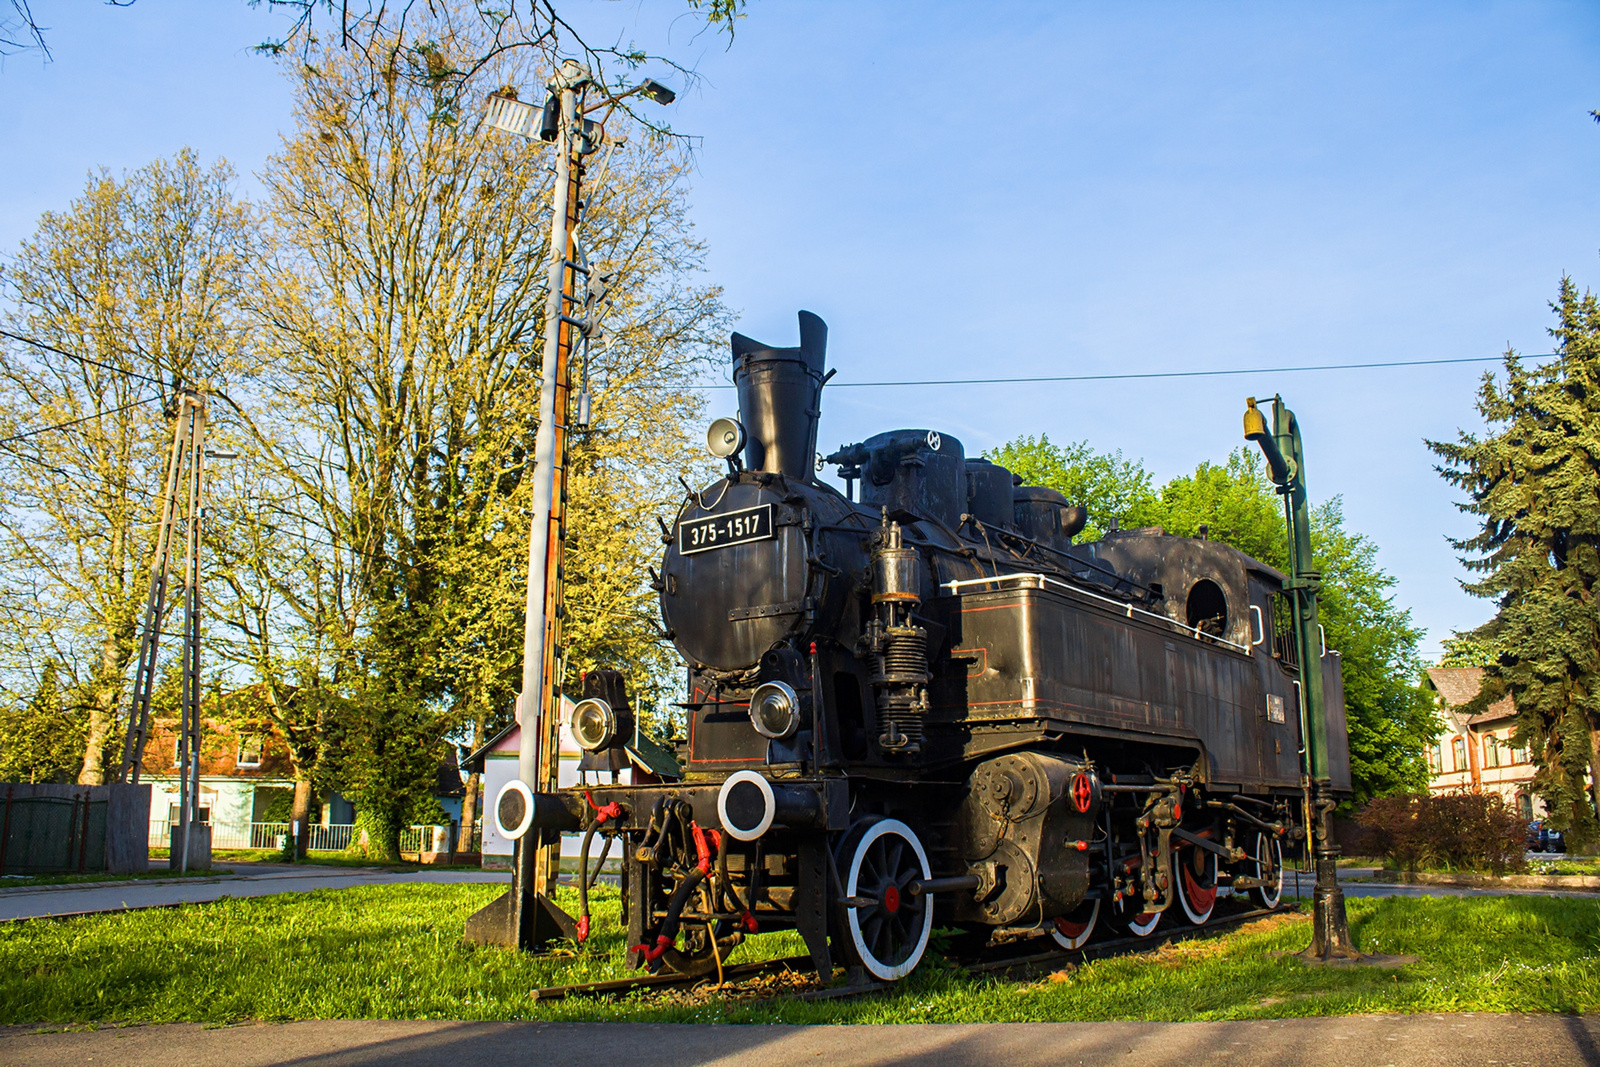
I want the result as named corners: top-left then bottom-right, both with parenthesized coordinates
top-left (537, 311), bottom-right (1351, 981)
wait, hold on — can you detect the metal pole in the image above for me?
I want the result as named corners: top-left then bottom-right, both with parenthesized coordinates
top-left (513, 60), bottom-right (588, 939)
top-left (1246, 396), bottom-right (1360, 962)
top-left (119, 401), bottom-right (192, 784)
top-left (181, 398), bottom-right (207, 871)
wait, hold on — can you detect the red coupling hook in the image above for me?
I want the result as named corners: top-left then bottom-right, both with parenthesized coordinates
top-left (690, 822), bottom-right (721, 874)
top-left (584, 790), bottom-right (624, 825)
top-left (631, 934), bottom-right (672, 964)
top-left (575, 914), bottom-right (591, 943)
top-left (742, 911), bottom-right (759, 934)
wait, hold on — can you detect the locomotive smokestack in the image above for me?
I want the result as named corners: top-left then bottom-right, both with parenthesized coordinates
top-left (731, 311), bottom-right (827, 480)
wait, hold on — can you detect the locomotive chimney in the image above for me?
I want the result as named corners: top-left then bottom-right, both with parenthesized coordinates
top-left (731, 311), bottom-right (828, 480)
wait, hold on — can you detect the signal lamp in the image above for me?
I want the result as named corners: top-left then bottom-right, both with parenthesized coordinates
top-left (640, 79), bottom-right (677, 105)
top-left (748, 681), bottom-right (800, 740)
top-left (570, 697), bottom-right (619, 752)
top-left (707, 417), bottom-right (745, 460)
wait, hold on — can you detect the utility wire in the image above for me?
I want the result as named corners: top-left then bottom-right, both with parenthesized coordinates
top-left (695, 352), bottom-right (1552, 390)
top-left (0, 328), bottom-right (169, 388)
top-left (0, 396), bottom-right (162, 447)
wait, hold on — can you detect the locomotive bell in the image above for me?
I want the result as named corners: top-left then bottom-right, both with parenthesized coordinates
top-left (706, 417), bottom-right (745, 460)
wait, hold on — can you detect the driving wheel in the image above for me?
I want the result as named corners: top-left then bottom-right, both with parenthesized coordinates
top-left (835, 817), bottom-right (934, 981)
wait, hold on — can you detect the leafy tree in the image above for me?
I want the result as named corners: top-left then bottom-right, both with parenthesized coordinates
top-left (987, 434), bottom-right (1161, 541)
top-left (220, 14), bottom-right (722, 858)
top-left (0, 662), bottom-right (86, 783)
top-left (0, 150), bottom-right (261, 785)
top-left (1429, 277), bottom-right (1600, 846)
top-left (989, 437), bottom-right (1435, 804)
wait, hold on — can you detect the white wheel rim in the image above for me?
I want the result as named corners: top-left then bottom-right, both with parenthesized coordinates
top-left (1050, 898), bottom-right (1100, 950)
top-left (1254, 832), bottom-right (1283, 909)
top-left (1175, 846), bottom-right (1216, 925)
top-left (1124, 906), bottom-right (1160, 937)
top-left (844, 818), bottom-right (934, 981)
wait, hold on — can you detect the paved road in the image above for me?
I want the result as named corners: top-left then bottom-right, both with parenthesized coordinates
top-left (0, 864), bottom-right (508, 920)
top-left (3, 1015), bottom-right (1597, 1066)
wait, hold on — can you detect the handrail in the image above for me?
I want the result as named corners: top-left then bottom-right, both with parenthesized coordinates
top-left (942, 572), bottom-right (1253, 654)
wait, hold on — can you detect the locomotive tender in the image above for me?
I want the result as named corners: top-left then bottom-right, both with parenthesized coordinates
top-left (533, 311), bottom-right (1352, 981)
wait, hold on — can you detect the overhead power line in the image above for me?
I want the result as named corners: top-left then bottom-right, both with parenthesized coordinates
top-left (0, 328), bottom-right (169, 388)
top-left (0, 396), bottom-right (162, 447)
top-left (696, 352), bottom-right (1550, 390)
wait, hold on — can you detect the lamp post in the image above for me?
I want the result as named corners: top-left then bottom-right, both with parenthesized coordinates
top-left (1243, 395), bottom-right (1362, 963)
top-left (468, 62), bottom-right (674, 951)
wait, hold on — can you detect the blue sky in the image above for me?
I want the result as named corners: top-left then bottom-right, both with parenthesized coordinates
top-left (4, 1), bottom-right (1600, 658)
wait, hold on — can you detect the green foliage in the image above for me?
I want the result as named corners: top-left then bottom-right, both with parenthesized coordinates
top-left (987, 434), bottom-right (1161, 541)
top-left (1429, 277), bottom-right (1600, 846)
top-left (319, 681), bottom-right (447, 862)
top-left (0, 662), bottom-right (85, 784)
top-left (0, 887), bottom-right (1597, 1022)
top-left (988, 438), bottom-right (1436, 803)
top-left (1357, 792), bottom-right (1529, 874)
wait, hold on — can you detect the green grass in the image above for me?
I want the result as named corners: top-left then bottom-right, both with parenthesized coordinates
top-left (1, 886), bottom-right (1596, 1025)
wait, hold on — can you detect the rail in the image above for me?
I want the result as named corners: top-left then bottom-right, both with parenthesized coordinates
top-left (942, 572), bottom-right (1253, 655)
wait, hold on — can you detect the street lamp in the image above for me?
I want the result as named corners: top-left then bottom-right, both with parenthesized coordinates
top-left (467, 61), bottom-right (674, 953)
top-left (1243, 395), bottom-right (1364, 964)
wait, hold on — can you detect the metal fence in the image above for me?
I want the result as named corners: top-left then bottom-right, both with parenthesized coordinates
top-left (146, 821), bottom-right (453, 854)
top-left (3, 789), bottom-right (107, 875)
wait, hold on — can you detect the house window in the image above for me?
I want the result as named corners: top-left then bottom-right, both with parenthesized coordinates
top-left (1484, 737), bottom-right (1500, 769)
top-left (1427, 745), bottom-right (1442, 773)
top-left (1518, 794), bottom-right (1534, 819)
top-left (167, 804), bottom-right (210, 824)
top-left (236, 736), bottom-right (263, 768)
top-left (1452, 737), bottom-right (1466, 772)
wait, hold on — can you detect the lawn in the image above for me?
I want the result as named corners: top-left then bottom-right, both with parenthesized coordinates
top-left (0, 885), bottom-right (1596, 1025)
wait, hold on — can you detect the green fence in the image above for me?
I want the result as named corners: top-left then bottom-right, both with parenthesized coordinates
top-left (0, 788), bottom-right (108, 874)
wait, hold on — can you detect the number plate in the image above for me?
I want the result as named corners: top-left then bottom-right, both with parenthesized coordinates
top-left (677, 504), bottom-right (775, 555)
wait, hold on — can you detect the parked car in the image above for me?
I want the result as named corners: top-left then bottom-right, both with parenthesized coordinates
top-left (1526, 820), bottom-right (1567, 853)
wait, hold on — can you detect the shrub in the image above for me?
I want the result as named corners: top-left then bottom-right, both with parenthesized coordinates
top-left (1357, 792), bottom-right (1528, 874)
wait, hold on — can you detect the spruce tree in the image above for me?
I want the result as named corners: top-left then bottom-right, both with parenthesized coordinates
top-left (1430, 277), bottom-right (1600, 845)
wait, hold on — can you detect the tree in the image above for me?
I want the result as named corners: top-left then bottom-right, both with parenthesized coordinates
top-left (0, 150), bottom-right (261, 784)
top-left (0, 662), bottom-right (86, 783)
top-left (987, 434), bottom-right (1161, 541)
top-left (223, 13), bottom-right (723, 857)
top-left (989, 436), bottom-right (1436, 804)
top-left (1429, 277), bottom-right (1600, 846)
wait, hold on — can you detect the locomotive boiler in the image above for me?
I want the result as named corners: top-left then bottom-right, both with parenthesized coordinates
top-left (525, 311), bottom-right (1351, 981)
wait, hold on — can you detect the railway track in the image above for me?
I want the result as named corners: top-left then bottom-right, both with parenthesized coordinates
top-left (526, 900), bottom-right (1288, 1003)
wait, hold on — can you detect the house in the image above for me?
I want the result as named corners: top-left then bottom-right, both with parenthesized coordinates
top-left (141, 709), bottom-right (304, 850)
top-left (1423, 667), bottom-right (1542, 819)
top-left (142, 686), bottom-right (464, 852)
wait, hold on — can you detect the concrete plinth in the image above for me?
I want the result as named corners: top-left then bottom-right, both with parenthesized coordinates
top-left (169, 823), bottom-right (212, 871)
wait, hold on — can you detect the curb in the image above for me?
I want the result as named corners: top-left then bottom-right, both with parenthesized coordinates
top-left (1369, 871), bottom-right (1600, 890)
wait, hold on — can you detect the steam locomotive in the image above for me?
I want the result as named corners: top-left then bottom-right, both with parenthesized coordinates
top-left (529, 311), bottom-right (1351, 982)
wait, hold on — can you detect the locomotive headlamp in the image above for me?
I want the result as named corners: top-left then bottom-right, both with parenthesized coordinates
top-left (706, 417), bottom-right (746, 460)
top-left (748, 680), bottom-right (800, 739)
top-left (570, 697), bottom-right (619, 752)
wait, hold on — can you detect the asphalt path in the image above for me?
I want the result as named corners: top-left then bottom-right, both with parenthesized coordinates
top-left (3, 1015), bottom-right (1597, 1066)
top-left (0, 863), bottom-right (508, 920)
